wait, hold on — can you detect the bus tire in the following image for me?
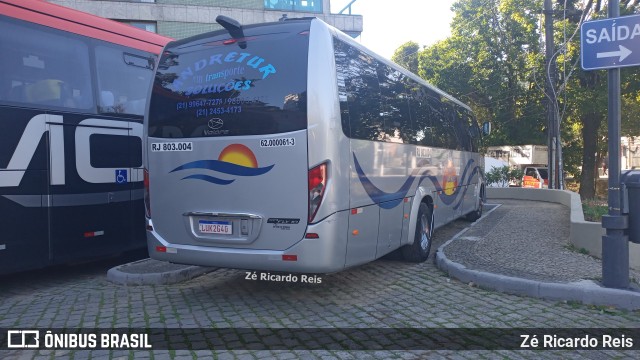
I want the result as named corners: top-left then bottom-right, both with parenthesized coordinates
top-left (466, 187), bottom-right (484, 221)
top-left (402, 202), bottom-right (433, 263)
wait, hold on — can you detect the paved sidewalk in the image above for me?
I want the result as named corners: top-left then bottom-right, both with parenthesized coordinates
top-left (437, 199), bottom-right (640, 310)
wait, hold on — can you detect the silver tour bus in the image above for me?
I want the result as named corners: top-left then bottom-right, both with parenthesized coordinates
top-left (144, 16), bottom-right (489, 273)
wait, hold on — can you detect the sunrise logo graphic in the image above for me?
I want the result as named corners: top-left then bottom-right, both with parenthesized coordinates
top-left (218, 144), bottom-right (258, 168)
top-left (171, 144), bottom-right (274, 185)
top-left (442, 164), bottom-right (458, 196)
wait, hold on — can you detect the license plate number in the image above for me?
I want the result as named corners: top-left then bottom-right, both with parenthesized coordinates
top-left (199, 221), bottom-right (232, 234)
top-left (151, 142), bottom-right (193, 152)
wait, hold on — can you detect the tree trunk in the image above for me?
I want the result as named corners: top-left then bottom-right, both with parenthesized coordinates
top-left (579, 112), bottom-right (602, 199)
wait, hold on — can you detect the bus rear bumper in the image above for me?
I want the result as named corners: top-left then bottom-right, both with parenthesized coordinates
top-left (146, 211), bottom-right (349, 274)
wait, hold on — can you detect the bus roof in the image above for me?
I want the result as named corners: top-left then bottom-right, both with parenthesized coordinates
top-left (0, 0), bottom-right (171, 54)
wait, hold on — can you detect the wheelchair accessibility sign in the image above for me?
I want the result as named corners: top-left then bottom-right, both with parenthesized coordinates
top-left (116, 169), bottom-right (128, 184)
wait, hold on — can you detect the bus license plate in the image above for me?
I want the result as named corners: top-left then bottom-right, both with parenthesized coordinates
top-left (199, 220), bottom-right (232, 235)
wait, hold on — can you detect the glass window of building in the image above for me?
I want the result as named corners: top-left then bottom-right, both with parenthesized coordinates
top-left (117, 20), bottom-right (157, 33)
top-left (265, 0), bottom-right (323, 13)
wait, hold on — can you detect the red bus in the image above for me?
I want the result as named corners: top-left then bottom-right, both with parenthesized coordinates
top-left (0, 0), bottom-right (171, 274)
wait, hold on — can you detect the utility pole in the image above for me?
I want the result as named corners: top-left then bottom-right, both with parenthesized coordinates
top-left (544, 0), bottom-right (558, 189)
top-left (602, 0), bottom-right (629, 289)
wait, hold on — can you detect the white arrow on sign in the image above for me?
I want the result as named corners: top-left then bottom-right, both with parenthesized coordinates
top-left (597, 45), bottom-right (633, 62)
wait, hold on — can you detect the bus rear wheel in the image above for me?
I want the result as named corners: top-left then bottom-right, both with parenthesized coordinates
top-left (402, 202), bottom-right (433, 263)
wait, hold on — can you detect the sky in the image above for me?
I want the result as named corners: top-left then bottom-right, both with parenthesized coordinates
top-left (331, 0), bottom-right (458, 59)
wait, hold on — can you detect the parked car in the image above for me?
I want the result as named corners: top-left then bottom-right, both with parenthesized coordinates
top-left (522, 167), bottom-right (548, 188)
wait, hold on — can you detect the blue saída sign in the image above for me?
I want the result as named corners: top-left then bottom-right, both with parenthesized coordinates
top-left (581, 14), bottom-right (640, 70)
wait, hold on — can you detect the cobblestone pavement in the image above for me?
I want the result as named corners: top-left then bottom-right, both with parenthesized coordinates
top-left (1, 211), bottom-right (639, 359)
top-left (444, 199), bottom-right (640, 283)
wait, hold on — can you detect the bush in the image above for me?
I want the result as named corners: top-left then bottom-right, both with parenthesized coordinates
top-left (582, 198), bottom-right (607, 222)
top-left (486, 166), bottom-right (524, 187)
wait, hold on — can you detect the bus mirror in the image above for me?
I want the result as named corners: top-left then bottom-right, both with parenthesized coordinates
top-left (482, 122), bottom-right (491, 136)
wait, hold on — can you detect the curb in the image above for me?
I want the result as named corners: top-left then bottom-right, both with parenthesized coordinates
top-left (435, 205), bottom-right (640, 311)
top-left (107, 258), bottom-right (217, 285)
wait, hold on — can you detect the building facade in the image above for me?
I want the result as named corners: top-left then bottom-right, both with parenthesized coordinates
top-left (47, 0), bottom-right (363, 39)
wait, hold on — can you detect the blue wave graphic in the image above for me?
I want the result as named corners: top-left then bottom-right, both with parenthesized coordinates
top-left (171, 160), bottom-right (274, 176)
top-left (353, 154), bottom-right (423, 209)
top-left (421, 159), bottom-right (476, 206)
top-left (353, 153), bottom-right (479, 210)
top-left (458, 159), bottom-right (476, 187)
top-left (180, 174), bottom-right (234, 185)
top-left (452, 166), bottom-right (480, 210)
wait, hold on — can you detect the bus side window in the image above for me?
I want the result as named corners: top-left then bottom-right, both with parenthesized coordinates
top-left (377, 64), bottom-right (411, 144)
top-left (0, 17), bottom-right (93, 110)
top-left (100, 91), bottom-right (115, 108)
top-left (335, 49), bottom-right (351, 136)
top-left (95, 45), bottom-right (155, 116)
top-left (410, 88), bottom-right (434, 147)
top-left (468, 114), bottom-right (481, 153)
top-left (24, 79), bottom-right (63, 104)
top-left (8, 84), bottom-right (26, 103)
top-left (452, 107), bottom-right (472, 152)
top-left (341, 47), bottom-right (383, 142)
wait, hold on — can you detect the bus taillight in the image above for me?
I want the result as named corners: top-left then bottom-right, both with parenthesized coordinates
top-left (144, 168), bottom-right (151, 218)
top-left (308, 162), bottom-right (327, 223)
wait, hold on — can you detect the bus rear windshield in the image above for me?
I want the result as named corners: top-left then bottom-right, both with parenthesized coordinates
top-left (148, 24), bottom-right (310, 138)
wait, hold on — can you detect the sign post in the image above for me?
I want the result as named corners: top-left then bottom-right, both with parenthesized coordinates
top-left (581, 1), bottom-right (630, 289)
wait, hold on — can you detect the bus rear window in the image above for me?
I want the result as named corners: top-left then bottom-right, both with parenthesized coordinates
top-left (148, 26), bottom-right (309, 138)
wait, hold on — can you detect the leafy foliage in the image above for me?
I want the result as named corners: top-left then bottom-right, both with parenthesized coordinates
top-left (418, 0), bottom-right (547, 147)
top-left (582, 198), bottom-right (607, 222)
top-left (391, 41), bottom-right (420, 74)
top-left (394, 0), bottom-right (640, 199)
top-left (485, 165), bottom-right (524, 187)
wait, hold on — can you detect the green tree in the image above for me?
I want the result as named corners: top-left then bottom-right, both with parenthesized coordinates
top-left (486, 165), bottom-right (524, 187)
top-left (558, 0), bottom-right (640, 198)
top-left (391, 41), bottom-right (420, 74)
top-left (395, 0), bottom-right (640, 199)
top-left (418, 0), bottom-right (546, 146)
